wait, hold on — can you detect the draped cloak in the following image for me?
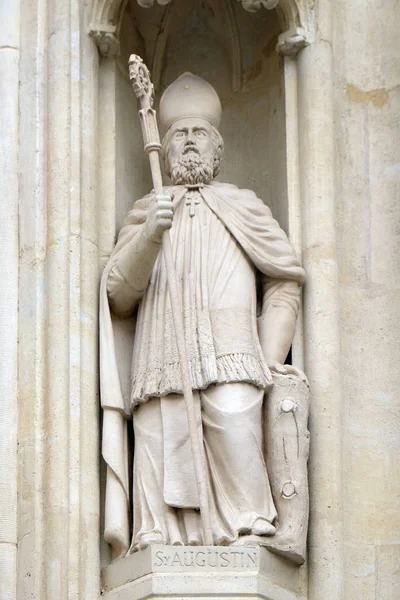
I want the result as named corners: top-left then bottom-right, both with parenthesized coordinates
top-left (100, 182), bottom-right (306, 557)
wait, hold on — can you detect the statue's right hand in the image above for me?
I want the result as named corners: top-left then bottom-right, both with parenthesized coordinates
top-left (143, 192), bottom-right (174, 244)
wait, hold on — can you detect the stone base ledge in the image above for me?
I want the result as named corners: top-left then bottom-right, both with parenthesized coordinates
top-left (102, 545), bottom-right (305, 600)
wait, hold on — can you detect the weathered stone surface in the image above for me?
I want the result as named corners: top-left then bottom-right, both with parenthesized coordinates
top-left (0, 1), bottom-right (397, 599)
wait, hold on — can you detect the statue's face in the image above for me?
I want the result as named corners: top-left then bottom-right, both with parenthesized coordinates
top-left (167, 118), bottom-right (214, 165)
top-left (163, 117), bottom-right (222, 185)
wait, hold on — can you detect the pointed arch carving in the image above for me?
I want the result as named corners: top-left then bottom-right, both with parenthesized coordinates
top-left (88, 0), bottom-right (314, 57)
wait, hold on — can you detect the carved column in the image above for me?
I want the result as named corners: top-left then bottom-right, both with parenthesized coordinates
top-left (0, 2), bottom-right (20, 600)
top-left (297, 1), bottom-right (344, 597)
top-left (98, 57), bottom-right (118, 269)
top-left (282, 55), bottom-right (304, 368)
top-left (17, 1), bottom-right (101, 598)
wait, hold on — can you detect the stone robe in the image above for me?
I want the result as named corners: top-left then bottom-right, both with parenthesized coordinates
top-left (100, 182), bottom-right (305, 557)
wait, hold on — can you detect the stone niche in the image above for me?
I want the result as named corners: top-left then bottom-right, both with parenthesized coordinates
top-left (99, 1), bottom-right (307, 598)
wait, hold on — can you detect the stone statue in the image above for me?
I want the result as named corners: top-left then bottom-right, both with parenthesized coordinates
top-left (100, 72), bottom-right (309, 564)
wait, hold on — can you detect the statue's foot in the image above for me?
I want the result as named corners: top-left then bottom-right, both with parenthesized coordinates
top-left (186, 531), bottom-right (202, 546)
top-left (251, 518), bottom-right (276, 537)
top-left (138, 532), bottom-right (165, 550)
top-left (187, 538), bottom-right (202, 546)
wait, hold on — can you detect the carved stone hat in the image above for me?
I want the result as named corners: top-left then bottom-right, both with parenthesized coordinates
top-left (159, 72), bottom-right (222, 131)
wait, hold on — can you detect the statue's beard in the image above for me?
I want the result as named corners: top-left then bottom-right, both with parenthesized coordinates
top-left (169, 149), bottom-right (214, 185)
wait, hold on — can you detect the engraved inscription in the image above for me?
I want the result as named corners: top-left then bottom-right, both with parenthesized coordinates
top-left (152, 546), bottom-right (258, 572)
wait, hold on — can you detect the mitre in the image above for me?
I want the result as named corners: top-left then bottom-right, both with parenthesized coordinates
top-left (159, 72), bottom-right (222, 131)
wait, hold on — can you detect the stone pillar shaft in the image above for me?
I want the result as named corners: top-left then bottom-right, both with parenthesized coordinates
top-left (17, 1), bottom-right (101, 598)
top-left (284, 55), bottom-right (304, 370)
top-left (0, 2), bottom-right (20, 599)
top-left (297, 1), bottom-right (344, 597)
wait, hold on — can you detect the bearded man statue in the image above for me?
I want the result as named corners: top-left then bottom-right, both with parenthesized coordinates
top-left (100, 73), bottom-right (307, 560)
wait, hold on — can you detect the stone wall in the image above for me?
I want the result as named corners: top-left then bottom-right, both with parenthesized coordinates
top-left (0, 0), bottom-right (398, 599)
top-left (334, 1), bottom-right (400, 597)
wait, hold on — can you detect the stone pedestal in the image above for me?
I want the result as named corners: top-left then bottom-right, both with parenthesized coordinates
top-left (101, 545), bottom-right (304, 600)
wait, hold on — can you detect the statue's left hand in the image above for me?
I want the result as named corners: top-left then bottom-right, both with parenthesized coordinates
top-left (268, 361), bottom-right (309, 385)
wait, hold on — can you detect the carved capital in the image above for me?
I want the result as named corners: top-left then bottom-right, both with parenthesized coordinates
top-left (89, 0), bottom-right (128, 57)
top-left (277, 29), bottom-right (308, 56)
top-left (89, 28), bottom-right (120, 57)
